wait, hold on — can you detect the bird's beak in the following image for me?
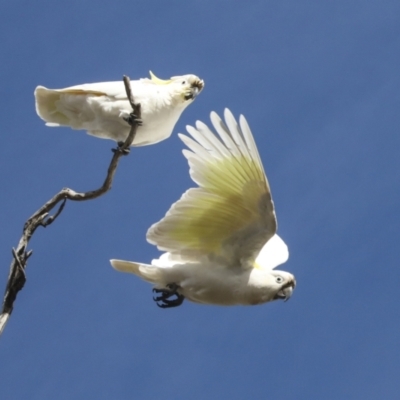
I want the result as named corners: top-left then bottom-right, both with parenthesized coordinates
top-left (185, 79), bottom-right (204, 100)
top-left (275, 278), bottom-right (296, 302)
top-left (281, 286), bottom-right (293, 302)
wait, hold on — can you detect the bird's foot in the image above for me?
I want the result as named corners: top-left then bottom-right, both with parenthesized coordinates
top-left (123, 113), bottom-right (143, 127)
top-left (112, 141), bottom-right (130, 154)
top-left (153, 283), bottom-right (185, 308)
top-left (113, 113), bottom-right (142, 153)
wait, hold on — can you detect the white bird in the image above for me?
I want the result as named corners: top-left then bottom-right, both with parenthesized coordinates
top-left (34, 72), bottom-right (204, 146)
top-left (111, 109), bottom-right (295, 307)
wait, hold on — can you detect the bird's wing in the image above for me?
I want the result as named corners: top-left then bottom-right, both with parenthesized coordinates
top-left (53, 71), bottom-right (187, 100)
top-left (254, 234), bottom-right (289, 270)
top-left (34, 82), bottom-right (129, 128)
top-left (147, 109), bottom-right (277, 267)
top-left (56, 81), bottom-right (128, 99)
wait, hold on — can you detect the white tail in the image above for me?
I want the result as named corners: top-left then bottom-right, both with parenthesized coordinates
top-left (35, 86), bottom-right (70, 126)
top-left (35, 86), bottom-right (107, 127)
top-left (110, 259), bottom-right (162, 284)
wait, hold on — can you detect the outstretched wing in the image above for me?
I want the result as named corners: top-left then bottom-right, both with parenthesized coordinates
top-left (147, 109), bottom-right (277, 266)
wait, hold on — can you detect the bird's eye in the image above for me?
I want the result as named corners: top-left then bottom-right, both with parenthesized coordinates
top-left (275, 276), bottom-right (283, 284)
top-left (182, 80), bottom-right (186, 85)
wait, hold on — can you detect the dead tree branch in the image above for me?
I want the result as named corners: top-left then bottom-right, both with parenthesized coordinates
top-left (0, 75), bottom-right (141, 336)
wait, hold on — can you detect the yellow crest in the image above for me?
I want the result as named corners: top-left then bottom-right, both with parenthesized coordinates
top-left (149, 71), bottom-right (172, 85)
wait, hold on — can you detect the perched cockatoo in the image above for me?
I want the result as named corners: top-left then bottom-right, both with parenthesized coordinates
top-left (34, 72), bottom-right (204, 146)
top-left (111, 109), bottom-right (295, 307)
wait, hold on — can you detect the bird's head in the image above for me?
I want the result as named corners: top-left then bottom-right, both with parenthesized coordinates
top-left (149, 71), bottom-right (204, 102)
top-left (248, 268), bottom-right (296, 304)
top-left (270, 270), bottom-right (296, 302)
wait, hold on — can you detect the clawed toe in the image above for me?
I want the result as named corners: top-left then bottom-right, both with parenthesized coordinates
top-left (112, 141), bottom-right (130, 154)
top-left (156, 297), bottom-right (184, 308)
top-left (152, 284), bottom-right (185, 308)
top-left (123, 113), bottom-right (143, 127)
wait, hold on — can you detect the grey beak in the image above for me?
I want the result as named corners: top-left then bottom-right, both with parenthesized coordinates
top-left (283, 286), bottom-right (294, 302)
top-left (191, 87), bottom-right (200, 99)
top-left (185, 79), bottom-right (204, 100)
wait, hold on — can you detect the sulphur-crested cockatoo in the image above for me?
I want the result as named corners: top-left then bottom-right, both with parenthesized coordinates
top-left (111, 109), bottom-right (295, 307)
top-left (34, 72), bottom-right (204, 146)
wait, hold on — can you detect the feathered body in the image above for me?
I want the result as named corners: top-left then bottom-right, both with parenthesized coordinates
top-left (35, 72), bottom-right (204, 146)
top-left (111, 109), bottom-right (295, 306)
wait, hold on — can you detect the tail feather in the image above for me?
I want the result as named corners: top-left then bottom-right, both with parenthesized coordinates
top-left (35, 86), bottom-right (66, 125)
top-left (35, 86), bottom-right (104, 127)
top-left (110, 259), bottom-right (162, 284)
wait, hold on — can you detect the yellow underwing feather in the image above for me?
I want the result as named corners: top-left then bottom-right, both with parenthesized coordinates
top-left (147, 109), bottom-right (277, 265)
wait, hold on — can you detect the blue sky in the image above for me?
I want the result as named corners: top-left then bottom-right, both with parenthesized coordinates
top-left (1, 1), bottom-right (399, 399)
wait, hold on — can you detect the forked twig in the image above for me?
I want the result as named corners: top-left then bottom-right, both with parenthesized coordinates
top-left (0, 75), bottom-right (141, 336)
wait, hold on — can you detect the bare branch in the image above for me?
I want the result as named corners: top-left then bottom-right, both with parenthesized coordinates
top-left (0, 76), bottom-right (141, 337)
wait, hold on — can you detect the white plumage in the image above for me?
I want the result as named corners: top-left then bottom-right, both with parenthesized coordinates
top-left (111, 109), bottom-right (295, 307)
top-left (34, 72), bottom-right (204, 146)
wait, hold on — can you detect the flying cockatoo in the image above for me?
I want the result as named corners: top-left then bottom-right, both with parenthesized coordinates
top-left (34, 72), bottom-right (204, 146)
top-left (111, 109), bottom-right (295, 307)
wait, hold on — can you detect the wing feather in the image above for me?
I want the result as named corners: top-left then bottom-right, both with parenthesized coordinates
top-left (210, 112), bottom-right (242, 158)
top-left (58, 81), bottom-right (128, 99)
top-left (179, 134), bottom-right (212, 162)
top-left (147, 109), bottom-right (277, 266)
top-left (195, 121), bottom-right (232, 159)
top-left (185, 125), bottom-right (224, 161)
top-left (224, 109), bottom-right (251, 160)
top-left (239, 114), bottom-right (265, 176)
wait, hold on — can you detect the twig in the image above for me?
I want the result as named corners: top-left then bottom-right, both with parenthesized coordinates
top-left (0, 75), bottom-right (141, 336)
